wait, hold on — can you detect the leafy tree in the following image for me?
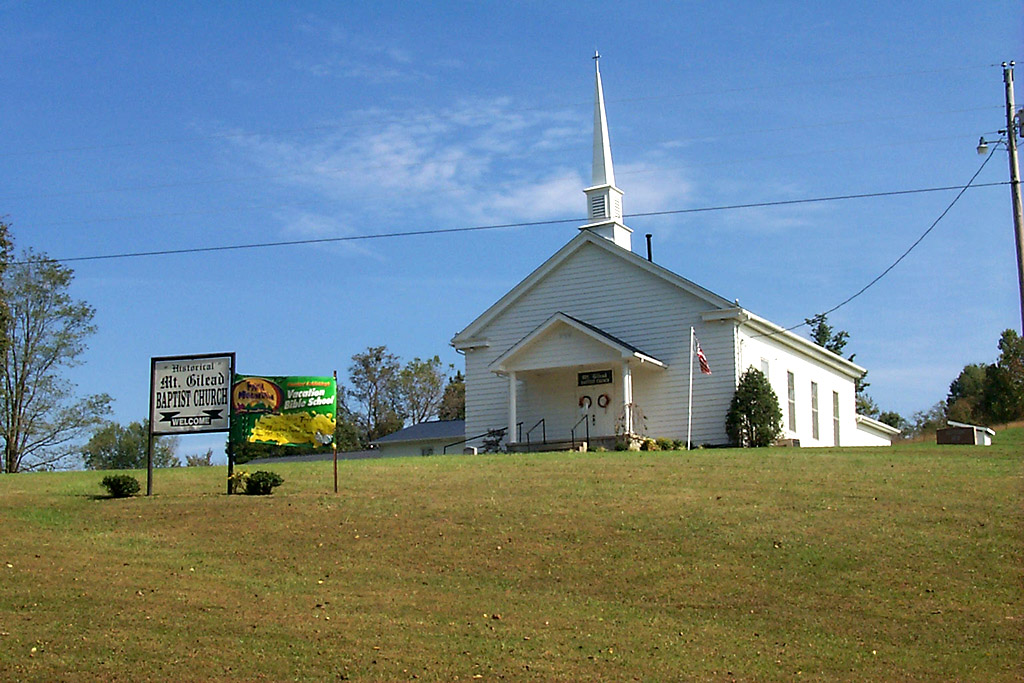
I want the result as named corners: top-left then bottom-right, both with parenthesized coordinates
top-left (725, 368), bottom-right (782, 447)
top-left (980, 329), bottom-right (1024, 424)
top-left (904, 401), bottom-right (947, 439)
top-left (334, 396), bottom-right (363, 451)
top-left (0, 221), bottom-right (12, 361)
top-left (946, 363), bottom-right (987, 423)
top-left (347, 345), bottom-right (403, 442)
top-left (438, 371), bottom-right (466, 421)
top-left (185, 449), bottom-right (214, 467)
top-left (397, 356), bottom-right (446, 425)
top-left (2, 249), bottom-right (111, 472)
top-left (877, 410), bottom-right (906, 431)
top-left (83, 420), bottom-right (179, 470)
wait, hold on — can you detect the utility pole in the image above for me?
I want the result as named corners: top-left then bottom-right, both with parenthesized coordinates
top-left (1002, 62), bottom-right (1024, 333)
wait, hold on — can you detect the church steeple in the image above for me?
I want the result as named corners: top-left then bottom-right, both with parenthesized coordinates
top-left (592, 53), bottom-right (615, 188)
top-left (581, 52), bottom-right (632, 250)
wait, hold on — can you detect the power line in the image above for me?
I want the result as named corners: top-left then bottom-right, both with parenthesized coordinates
top-left (35, 180), bottom-right (1008, 265)
top-left (753, 147), bottom-right (1001, 340)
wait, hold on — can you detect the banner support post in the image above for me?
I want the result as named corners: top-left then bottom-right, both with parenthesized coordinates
top-left (227, 439), bottom-right (235, 495)
top-left (333, 370), bottom-right (339, 494)
top-left (146, 430), bottom-right (154, 496)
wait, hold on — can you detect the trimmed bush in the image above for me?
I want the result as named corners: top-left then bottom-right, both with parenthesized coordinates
top-left (101, 474), bottom-right (141, 498)
top-left (726, 368), bottom-right (783, 447)
top-left (244, 470), bottom-right (284, 495)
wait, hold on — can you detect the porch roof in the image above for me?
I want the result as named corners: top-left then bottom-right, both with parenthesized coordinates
top-left (489, 312), bottom-right (666, 374)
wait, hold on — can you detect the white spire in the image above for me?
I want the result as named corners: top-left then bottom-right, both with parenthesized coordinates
top-left (592, 52), bottom-right (615, 187)
top-left (581, 52), bottom-right (631, 251)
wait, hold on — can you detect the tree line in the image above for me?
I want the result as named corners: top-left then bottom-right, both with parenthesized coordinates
top-left (4, 210), bottom-right (1019, 470)
top-left (903, 328), bottom-right (1024, 438)
top-left (0, 218), bottom-right (466, 472)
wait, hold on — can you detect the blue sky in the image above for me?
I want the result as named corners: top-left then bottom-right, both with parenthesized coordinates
top-left (2, 2), bottom-right (1022, 461)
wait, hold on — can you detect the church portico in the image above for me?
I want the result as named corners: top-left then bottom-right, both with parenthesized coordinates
top-left (489, 312), bottom-right (665, 449)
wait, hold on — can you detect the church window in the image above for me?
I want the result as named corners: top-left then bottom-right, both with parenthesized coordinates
top-left (833, 391), bottom-right (840, 446)
top-left (787, 371), bottom-right (796, 431)
top-left (810, 382), bottom-right (819, 440)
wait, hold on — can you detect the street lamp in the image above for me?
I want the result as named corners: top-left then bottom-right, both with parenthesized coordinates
top-left (978, 61), bottom-right (1024, 333)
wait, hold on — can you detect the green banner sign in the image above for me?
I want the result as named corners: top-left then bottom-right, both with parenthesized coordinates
top-left (230, 375), bottom-right (337, 447)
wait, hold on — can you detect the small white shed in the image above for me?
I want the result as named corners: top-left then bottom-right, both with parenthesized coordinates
top-left (936, 420), bottom-right (995, 446)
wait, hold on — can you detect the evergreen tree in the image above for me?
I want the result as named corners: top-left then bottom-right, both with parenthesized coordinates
top-left (725, 368), bottom-right (782, 447)
top-left (438, 371), bottom-right (466, 421)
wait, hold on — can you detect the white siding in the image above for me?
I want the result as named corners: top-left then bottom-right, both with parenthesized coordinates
top-left (509, 323), bottom-right (623, 371)
top-left (738, 328), bottom-right (858, 447)
top-left (461, 240), bottom-right (738, 447)
top-left (850, 417), bottom-right (899, 447)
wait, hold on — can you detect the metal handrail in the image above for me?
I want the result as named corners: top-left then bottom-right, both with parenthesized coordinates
top-left (525, 418), bottom-right (546, 449)
top-left (444, 426), bottom-right (507, 454)
top-left (570, 414), bottom-right (590, 450)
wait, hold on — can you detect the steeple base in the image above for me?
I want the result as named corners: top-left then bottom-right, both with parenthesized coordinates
top-left (579, 220), bottom-right (633, 251)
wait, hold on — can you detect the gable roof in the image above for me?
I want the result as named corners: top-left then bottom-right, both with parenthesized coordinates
top-left (855, 414), bottom-right (903, 437)
top-left (371, 419), bottom-right (466, 446)
top-left (489, 311), bottom-right (666, 373)
top-left (451, 230), bottom-right (735, 348)
top-left (451, 230), bottom-right (869, 380)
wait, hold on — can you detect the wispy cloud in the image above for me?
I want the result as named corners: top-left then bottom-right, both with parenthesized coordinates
top-left (293, 16), bottom-right (453, 83)
top-left (223, 95), bottom-right (723, 253)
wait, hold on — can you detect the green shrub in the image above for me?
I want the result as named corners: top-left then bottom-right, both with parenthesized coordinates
top-left (244, 470), bottom-right (284, 495)
top-left (726, 368), bottom-right (783, 447)
top-left (640, 438), bottom-right (659, 451)
top-left (101, 474), bottom-right (141, 498)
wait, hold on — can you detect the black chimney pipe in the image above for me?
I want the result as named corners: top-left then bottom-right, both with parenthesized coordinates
top-left (645, 233), bottom-right (653, 261)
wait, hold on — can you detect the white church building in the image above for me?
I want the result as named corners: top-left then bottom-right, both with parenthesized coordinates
top-left (450, 59), bottom-right (899, 450)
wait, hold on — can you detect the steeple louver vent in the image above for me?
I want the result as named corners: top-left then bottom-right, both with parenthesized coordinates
top-left (590, 195), bottom-right (607, 219)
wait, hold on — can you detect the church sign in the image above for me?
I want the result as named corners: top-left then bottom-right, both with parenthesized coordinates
top-left (150, 353), bottom-right (234, 434)
top-left (578, 369), bottom-right (613, 387)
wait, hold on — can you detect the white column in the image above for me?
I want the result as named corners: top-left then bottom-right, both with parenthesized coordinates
top-left (622, 361), bottom-right (633, 434)
top-left (507, 371), bottom-right (517, 445)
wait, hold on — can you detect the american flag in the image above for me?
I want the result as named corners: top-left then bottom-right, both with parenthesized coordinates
top-left (695, 336), bottom-right (712, 375)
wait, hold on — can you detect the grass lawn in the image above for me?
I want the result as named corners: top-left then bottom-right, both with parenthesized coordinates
top-left (1, 432), bottom-right (1021, 681)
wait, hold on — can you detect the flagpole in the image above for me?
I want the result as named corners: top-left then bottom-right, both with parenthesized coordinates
top-left (687, 326), bottom-right (694, 451)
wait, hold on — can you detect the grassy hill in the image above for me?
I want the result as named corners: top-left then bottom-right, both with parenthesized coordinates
top-left (1, 431), bottom-right (1021, 681)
